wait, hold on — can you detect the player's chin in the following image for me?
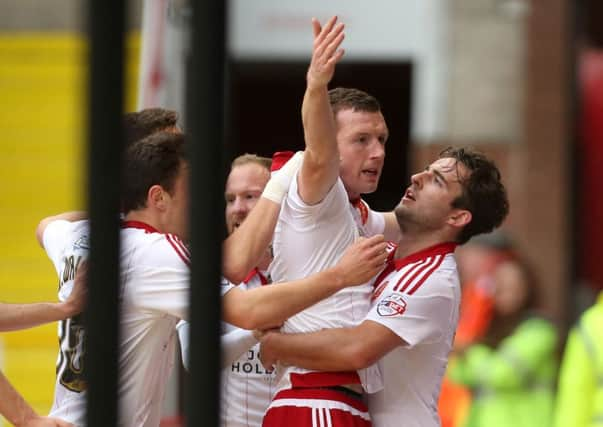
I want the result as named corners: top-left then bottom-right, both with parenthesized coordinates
top-left (361, 182), bottom-right (379, 194)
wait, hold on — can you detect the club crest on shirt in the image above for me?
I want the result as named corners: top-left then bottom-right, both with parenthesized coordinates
top-left (377, 293), bottom-right (407, 317)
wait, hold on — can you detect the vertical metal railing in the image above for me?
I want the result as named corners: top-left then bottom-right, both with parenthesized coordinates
top-left (85, 1), bottom-right (125, 426)
top-left (185, 1), bottom-right (226, 426)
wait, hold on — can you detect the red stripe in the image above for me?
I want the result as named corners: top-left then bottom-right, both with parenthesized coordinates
top-left (407, 254), bottom-right (446, 295)
top-left (166, 234), bottom-right (190, 266)
top-left (122, 220), bottom-right (160, 233)
top-left (243, 268), bottom-right (269, 285)
top-left (373, 260), bottom-right (396, 290)
top-left (290, 371), bottom-right (360, 388)
top-left (394, 257), bottom-right (434, 292)
top-left (271, 388), bottom-right (368, 413)
top-left (393, 242), bottom-right (456, 269)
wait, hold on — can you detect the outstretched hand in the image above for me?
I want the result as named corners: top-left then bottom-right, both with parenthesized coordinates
top-left (306, 16), bottom-right (345, 90)
top-left (21, 415), bottom-right (74, 427)
top-left (334, 235), bottom-right (389, 287)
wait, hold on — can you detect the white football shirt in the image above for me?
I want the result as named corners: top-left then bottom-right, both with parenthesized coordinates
top-left (221, 269), bottom-right (276, 427)
top-left (43, 219), bottom-right (90, 426)
top-left (270, 172), bottom-right (385, 392)
top-left (118, 220), bottom-right (190, 427)
top-left (366, 243), bottom-right (461, 427)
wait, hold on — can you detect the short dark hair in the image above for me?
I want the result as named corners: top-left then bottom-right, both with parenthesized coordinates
top-left (121, 131), bottom-right (187, 214)
top-left (123, 108), bottom-right (179, 147)
top-left (328, 87), bottom-right (381, 116)
top-left (440, 147), bottom-right (509, 244)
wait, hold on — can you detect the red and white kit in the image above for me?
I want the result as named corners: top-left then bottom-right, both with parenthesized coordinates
top-left (178, 271), bottom-right (275, 427)
top-left (43, 219), bottom-right (90, 426)
top-left (119, 220), bottom-right (190, 427)
top-left (266, 174), bottom-right (385, 427)
top-left (221, 269), bottom-right (277, 427)
top-left (367, 243), bottom-right (461, 427)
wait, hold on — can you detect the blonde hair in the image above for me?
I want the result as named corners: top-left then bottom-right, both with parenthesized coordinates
top-left (231, 153), bottom-right (271, 172)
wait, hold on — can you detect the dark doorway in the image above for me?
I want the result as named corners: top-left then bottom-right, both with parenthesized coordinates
top-left (227, 60), bottom-right (412, 211)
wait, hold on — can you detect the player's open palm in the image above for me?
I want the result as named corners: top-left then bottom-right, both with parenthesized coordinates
top-left (306, 16), bottom-right (345, 90)
top-left (335, 235), bottom-right (389, 286)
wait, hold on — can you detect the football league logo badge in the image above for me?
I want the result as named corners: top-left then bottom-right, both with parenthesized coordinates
top-left (377, 293), bottom-right (407, 317)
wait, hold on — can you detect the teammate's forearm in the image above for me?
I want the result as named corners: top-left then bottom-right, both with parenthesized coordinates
top-left (222, 198), bottom-right (280, 283)
top-left (224, 267), bottom-right (345, 330)
top-left (262, 328), bottom-right (361, 371)
top-left (0, 302), bottom-right (74, 332)
top-left (221, 329), bottom-right (258, 368)
top-left (0, 370), bottom-right (38, 427)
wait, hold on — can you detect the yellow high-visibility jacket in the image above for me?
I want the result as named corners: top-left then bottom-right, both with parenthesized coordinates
top-left (449, 316), bottom-right (558, 427)
top-left (554, 292), bottom-right (603, 427)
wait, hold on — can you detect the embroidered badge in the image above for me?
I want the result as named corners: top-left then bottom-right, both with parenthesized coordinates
top-left (377, 293), bottom-right (407, 317)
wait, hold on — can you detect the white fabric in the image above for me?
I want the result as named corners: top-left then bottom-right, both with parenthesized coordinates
top-left (270, 172), bottom-right (385, 394)
top-left (262, 151), bottom-right (304, 204)
top-left (177, 272), bottom-right (276, 427)
top-left (118, 224), bottom-right (190, 427)
top-left (220, 273), bottom-right (277, 427)
top-left (44, 220), bottom-right (90, 426)
top-left (221, 276), bottom-right (235, 296)
top-left (366, 251), bottom-right (461, 427)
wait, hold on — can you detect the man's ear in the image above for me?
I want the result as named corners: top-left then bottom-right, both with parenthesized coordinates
top-left (147, 185), bottom-right (166, 211)
top-left (447, 209), bottom-right (472, 229)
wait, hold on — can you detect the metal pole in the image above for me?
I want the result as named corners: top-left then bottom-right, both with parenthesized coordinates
top-left (185, 1), bottom-right (226, 426)
top-left (85, 1), bottom-right (125, 426)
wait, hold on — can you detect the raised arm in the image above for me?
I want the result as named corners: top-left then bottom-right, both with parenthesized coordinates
top-left (222, 152), bottom-right (303, 283)
top-left (35, 211), bottom-right (87, 247)
top-left (298, 16), bottom-right (345, 205)
top-left (223, 235), bottom-right (388, 330)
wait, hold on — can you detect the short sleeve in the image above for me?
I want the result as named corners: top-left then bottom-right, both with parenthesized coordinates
top-left (43, 220), bottom-right (75, 264)
top-left (285, 171), bottom-right (349, 226)
top-left (127, 237), bottom-right (191, 320)
top-left (366, 277), bottom-right (456, 348)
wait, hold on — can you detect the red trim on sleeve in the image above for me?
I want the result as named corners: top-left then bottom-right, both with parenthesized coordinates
top-left (396, 256), bottom-right (439, 293)
top-left (406, 255), bottom-right (446, 295)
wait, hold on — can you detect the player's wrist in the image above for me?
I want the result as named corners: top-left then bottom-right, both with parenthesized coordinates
top-left (322, 267), bottom-right (346, 291)
top-left (59, 300), bottom-right (78, 318)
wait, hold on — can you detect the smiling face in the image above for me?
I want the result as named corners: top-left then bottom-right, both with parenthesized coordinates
top-left (395, 157), bottom-right (472, 237)
top-left (225, 162), bottom-right (270, 235)
top-left (336, 108), bottom-right (388, 200)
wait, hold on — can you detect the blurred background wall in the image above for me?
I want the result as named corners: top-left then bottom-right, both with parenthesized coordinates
top-left (0, 0), bottom-right (141, 420)
top-left (1, 0), bottom-right (601, 423)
